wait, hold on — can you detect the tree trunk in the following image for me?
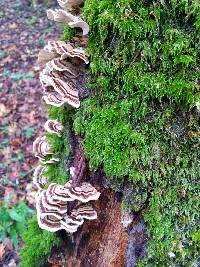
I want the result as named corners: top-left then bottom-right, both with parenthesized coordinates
top-left (48, 171), bottom-right (147, 267)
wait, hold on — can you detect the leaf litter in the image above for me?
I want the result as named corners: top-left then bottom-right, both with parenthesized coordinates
top-left (0, 0), bottom-right (62, 265)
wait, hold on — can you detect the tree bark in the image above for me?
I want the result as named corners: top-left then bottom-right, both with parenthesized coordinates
top-left (48, 170), bottom-right (147, 267)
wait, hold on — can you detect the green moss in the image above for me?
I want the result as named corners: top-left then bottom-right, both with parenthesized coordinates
top-left (73, 0), bottom-right (200, 265)
top-left (20, 216), bottom-right (60, 267)
top-left (60, 25), bottom-right (76, 41)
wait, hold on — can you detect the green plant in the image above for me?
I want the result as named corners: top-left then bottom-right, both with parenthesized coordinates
top-left (60, 25), bottom-right (76, 41)
top-left (27, 15), bottom-right (38, 25)
top-left (10, 72), bottom-right (35, 81)
top-left (24, 126), bottom-right (36, 139)
top-left (0, 50), bottom-right (7, 59)
top-left (0, 201), bottom-right (33, 248)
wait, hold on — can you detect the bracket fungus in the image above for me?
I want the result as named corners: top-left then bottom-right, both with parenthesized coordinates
top-left (41, 69), bottom-right (80, 108)
top-left (33, 165), bottom-right (49, 189)
top-left (65, 182), bottom-right (101, 203)
top-left (57, 0), bottom-right (84, 11)
top-left (44, 157), bottom-right (60, 164)
top-left (70, 204), bottom-right (97, 220)
top-left (38, 41), bottom-right (89, 65)
top-left (44, 120), bottom-right (64, 136)
top-left (46, 77), bottom-right (80, 108)
top-left (46, 58), bottom-right (79, 77)
top-left (47, 9), bottom-right (89, 36)
top-left (43, 92), bottom-right (65, 107)
top-left (33, 136), bottom-right (53, 161)
top-left (35, 181), bottom-right (100, 233)
top-left (33, 0), bottom-right (100, 236)
top-left (46, 183), bottom-right (74, 202)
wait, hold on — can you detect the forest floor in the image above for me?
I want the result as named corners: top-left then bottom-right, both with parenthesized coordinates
top-left (0, 0), bottom-right (61, 265)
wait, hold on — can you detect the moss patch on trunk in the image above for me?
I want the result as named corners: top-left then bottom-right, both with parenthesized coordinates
top-left (73, 0), bottom-right (200, 265)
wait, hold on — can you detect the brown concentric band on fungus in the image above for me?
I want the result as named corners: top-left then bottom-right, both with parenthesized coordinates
top-left (33, 165), bottom-right (49, 189)
top-left (46, 59), bottom-right (79, 77)
top-left (33, 136), bottom-right (53, 160)
top-left (38, 41), bottom-right (89, 64)
top-left (43, 91), bottom-right (65, 107)
top-left (65, 182), bottom-right (101, 202)
top-left (44, 120), bottom-right (64, 136)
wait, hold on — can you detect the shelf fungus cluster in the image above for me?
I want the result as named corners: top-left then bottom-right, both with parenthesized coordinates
top-left (36, 182), bottom-right (100, 233)
top-left (32, 0), bottom-right (100, 234)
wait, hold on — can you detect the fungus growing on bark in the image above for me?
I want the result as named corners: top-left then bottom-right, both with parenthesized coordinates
top-left (70, 204), bottom-right (97, 220)
top-left (47, 9), bottom-right (89, 36)
top-left (44, 157), bottom-right (60, 164)
top-left (35, 181), bottom-right (100, 233)
top-left (57, 0), bottom-right (84, 10)
top-left (65, 182), bottom-right (101, 202)
top-left (44, 120), bottom-right (64, 136)
top-left (41, 69), bottom-right (80, 108)
top-left (46, 183), bottom-right (74, 202)
top-left (47, 77), bottom-right (80, 108)
top-left (33, 165), bottom-right (49, 189)
top-left (43, 91), bottom-right (65, 107)
top-left (38, 41), bottom-right (89, 64)
top-left (33, 136), bottom-right (53, 161)
top-left (46, 58), bottom-right (79, 77)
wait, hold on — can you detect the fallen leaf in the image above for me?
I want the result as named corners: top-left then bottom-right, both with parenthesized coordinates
top-left (5, 238), bottom-right (13, 251)
top-left (0, 103), bottom-right (9, 117)
top-left (9, 22), bottom-right (18, 29)
top-left (4, 187), bottom-right (17, 203)
top-left (7, 45), bottom-right (17, 52)
top-left (11, 138), bottom-right (21, 146)
top-left (8, 258), bottom-right (17, 267)
top-left (8, 123), bottom-right (17, 134)
top-left (0, 243), bottom-right (6, 260)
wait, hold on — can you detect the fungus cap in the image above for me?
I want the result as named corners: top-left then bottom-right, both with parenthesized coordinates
top-left (65, 182), bottom-right (101, 202)
top-left (47, 9), bottom-right (89, 36)
top-left (33, 136), bottom-right (53, 161)
top-left (71, 204), bottom-right (97, 220)
top-left (44, 120), bottom-right (64, 136)
top-left (39, 41), bottom-right (89, 64)
top-left (57, 0), bottom-right (84, 10)
top-left (33, 165), bottom-right (49, 189)
top-left (43, 92), bottom-right (65, 107)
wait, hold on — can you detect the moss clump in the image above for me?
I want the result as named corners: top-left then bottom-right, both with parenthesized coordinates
top-left (20, 216), bottom-right (60, 267)
top-left (60, 25), bottom-right (76, 41)
top-left (73, 0), bottom-right (200, 265)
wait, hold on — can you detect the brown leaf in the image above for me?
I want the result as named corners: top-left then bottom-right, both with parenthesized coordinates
top-left (5, 238), bottom-right (13, 251)
top-left (4, 187), bottom-right (17, 203)
top-left (8, 123), bottom-right (17, 135)
top-left (7, 45), bottom-right (17, 52)
top-left (9, 22), bottom-right (18, 29)
top-left (0, 243), bottom-right (6, 260)
top-left (0, 103), bottom-right (9, 117)
top-left (11, 138), bottom-right (21, 146)
top-left (8, 259), bottom-right (17, 267)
